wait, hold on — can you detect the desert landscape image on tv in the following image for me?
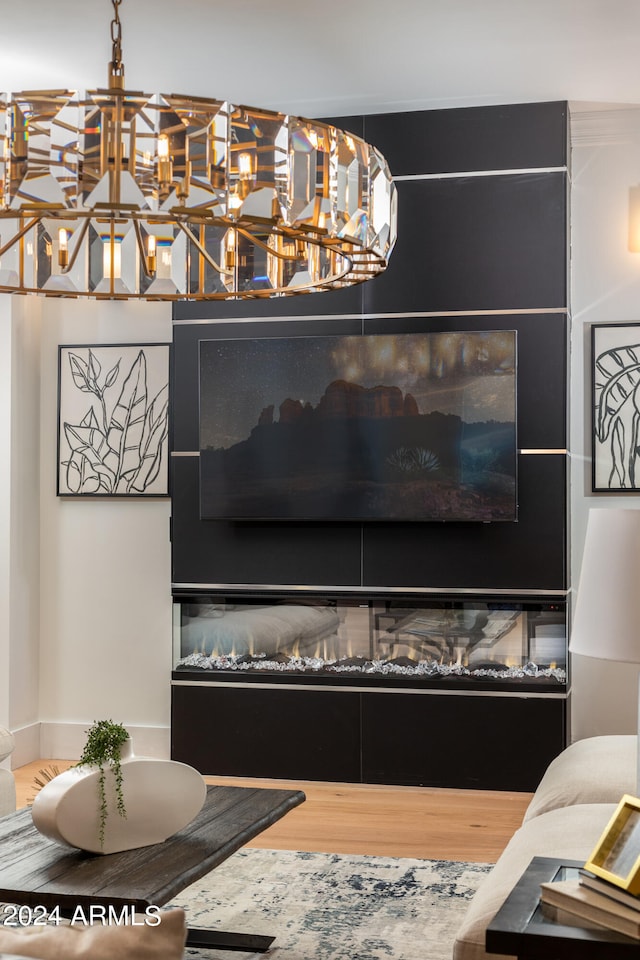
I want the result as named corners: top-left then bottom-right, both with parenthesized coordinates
top-left (199, 330), bottom-right (517, 521)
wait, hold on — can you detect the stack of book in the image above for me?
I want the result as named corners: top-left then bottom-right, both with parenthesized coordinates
top-left (540, 870), bottom-right (640, 939)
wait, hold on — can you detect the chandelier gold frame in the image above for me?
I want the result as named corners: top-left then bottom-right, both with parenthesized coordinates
top-left (0, 0), bottom-right (397, 300)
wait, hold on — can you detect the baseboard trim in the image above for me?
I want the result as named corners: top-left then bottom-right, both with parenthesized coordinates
top-left (12, 722), bottom-right (170, 766)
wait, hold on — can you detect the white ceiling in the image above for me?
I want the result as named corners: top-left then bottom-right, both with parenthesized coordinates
top-left (3, 0), bottom-right (640, 118)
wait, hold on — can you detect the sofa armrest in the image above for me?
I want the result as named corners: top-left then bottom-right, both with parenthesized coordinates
top-left (0, 727), bottom-right (16, 817)
top-left (0, 727), bottom-right (14, 763)
top-left (0, 769), bottom-right (16, 818)
top-left (523, 735), bottom-right (637, 822)
top-left (453, 803), bottom-right (617, 960)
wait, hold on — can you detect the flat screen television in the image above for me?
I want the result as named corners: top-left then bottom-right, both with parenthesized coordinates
top-left (199, 330), bottom-right (517, 522)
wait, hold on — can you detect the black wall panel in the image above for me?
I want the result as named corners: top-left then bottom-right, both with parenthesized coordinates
top-left (171, 456), bottom-right (363, 586)
top-left (361, 454), bottom-right (566, 590)
top-left (364, 174), bottom-right (567, 315)
top-left (361, 692), bottom-right (566, 791)
top-left (171, 684), bottom-right (361, 781)
top-left (363, 101), bottom-right (568, 177)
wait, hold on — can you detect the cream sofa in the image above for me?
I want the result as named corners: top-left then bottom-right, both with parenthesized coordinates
top-left (0, 726), bottom-right (16, 817)
top-left (453, 734), bottom-right (638, 960)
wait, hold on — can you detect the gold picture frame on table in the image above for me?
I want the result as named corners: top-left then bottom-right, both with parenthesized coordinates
top-left (585, 794), bottom-right (640, 894)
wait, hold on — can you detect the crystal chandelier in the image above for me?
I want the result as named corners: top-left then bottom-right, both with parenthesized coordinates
top-left (0, 0), bottom-right (397, 300)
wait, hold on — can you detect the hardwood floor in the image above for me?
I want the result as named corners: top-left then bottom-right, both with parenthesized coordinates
top-left (14, 759), bottom-right (532, 863)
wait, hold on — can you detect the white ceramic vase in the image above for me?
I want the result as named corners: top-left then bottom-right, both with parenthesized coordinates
top-left (31, 740), bottom-right (207, 855)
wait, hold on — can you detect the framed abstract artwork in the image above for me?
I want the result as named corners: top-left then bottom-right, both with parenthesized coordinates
top-left (57, 343), bottom-right (170, 497)
top-left (592, 322), bottom-right (640, 492)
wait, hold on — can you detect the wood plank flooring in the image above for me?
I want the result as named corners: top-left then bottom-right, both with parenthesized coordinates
top-left (13, 759), bottom-right (532, 863)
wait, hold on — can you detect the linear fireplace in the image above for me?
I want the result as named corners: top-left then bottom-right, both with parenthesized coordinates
top-left (173, 592), bottom-right (566, 693)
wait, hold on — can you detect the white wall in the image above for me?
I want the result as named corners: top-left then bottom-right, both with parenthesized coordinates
top-left (35, 298), bottom-right (173, 761)
top-left (9, 297), bottom-right (42, 741)
top-left (570, 105), bottom-right (640, 739)
top-left (0, 295), bottom-right (42, 766)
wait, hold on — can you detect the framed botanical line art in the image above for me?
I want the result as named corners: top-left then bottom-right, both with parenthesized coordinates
top-left (592, 322), bottom-right (640, 492)
top-left (57, 343), bottom-right (170, 497)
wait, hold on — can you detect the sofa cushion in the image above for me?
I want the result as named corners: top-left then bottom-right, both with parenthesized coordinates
top-left (0, 908), bottom-right (186, 960)
top-left (0, 727), bottom-right (14, 763)
top-left (0, 769), bottom-right (16, 818)
top-left (453, 802), bottom-right (617, 960)
top-left (523, 735), bottom-right (637, 822)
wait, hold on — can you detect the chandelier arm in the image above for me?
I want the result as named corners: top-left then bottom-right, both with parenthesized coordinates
top-left (0, 217), bottom-right (41, 259)
top-left (324, 253), bottom-right (355, 283)
top-left (60, 217), bottom-right (91, 274)
top-left (235, 227), bottom-right (302, 262)
top-left (132, 219), bottom-right (154, 280)
top-left (175, 221), bottom-right (233, 277)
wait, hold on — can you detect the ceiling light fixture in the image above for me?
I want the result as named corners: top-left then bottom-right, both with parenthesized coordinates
top-left (0, 0), bottom-right (397, 300)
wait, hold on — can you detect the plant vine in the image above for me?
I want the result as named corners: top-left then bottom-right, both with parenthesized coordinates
top-left (77, 719), bottom-right (129, 849)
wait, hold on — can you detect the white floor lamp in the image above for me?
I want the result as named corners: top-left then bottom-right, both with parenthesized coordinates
top-left (570, 507), bottom-right (640, 792)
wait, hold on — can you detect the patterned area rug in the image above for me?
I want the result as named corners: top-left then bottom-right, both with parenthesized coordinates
top-left (170, 848), bottom-right (491, 960)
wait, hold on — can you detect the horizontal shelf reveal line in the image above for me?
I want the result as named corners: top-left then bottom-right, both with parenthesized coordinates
top-left (171, 582), bottom-right (568, 597)
top-left (172, 308), bottom-right (568, 325)
top-left (173, 448), bottom-right (568, 459)
top-left (519, 449), bottom-right (567, 455)
top-left (170, 679), bottom-right (567, 699)
top-left (394, 166), bottom-right (567, 181)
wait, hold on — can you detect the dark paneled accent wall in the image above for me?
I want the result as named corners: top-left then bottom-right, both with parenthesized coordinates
top-left (170, 101), bottom-right (569, 789)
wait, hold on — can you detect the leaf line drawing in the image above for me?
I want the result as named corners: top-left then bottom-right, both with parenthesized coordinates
top-left (594, 340), bottom-right (640, 489)
top-left (59, 346), bottom-right (169, 496)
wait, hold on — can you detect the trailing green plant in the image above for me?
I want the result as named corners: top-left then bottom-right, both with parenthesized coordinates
top-left (77, 720), bottom-right (129, 849)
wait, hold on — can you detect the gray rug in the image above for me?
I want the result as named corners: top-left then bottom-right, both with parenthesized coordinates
top-left (170, 848), bottom-right (491, 960)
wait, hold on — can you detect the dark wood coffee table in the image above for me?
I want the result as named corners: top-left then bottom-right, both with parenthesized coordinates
top-left (0, 784), bottom-right (305, 952)
top-left (486, 856), bottom-right (640, 958)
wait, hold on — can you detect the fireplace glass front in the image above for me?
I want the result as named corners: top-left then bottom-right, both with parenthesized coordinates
top-left (172, 595), bottom-right (567, 691)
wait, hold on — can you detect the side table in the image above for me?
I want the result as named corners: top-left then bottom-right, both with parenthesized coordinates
top-left (486, 856), bottom-right (640, 959)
